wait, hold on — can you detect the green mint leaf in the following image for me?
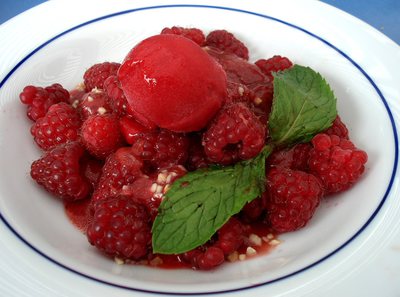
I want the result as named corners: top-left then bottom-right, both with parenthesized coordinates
top-left (269, 64), bottom-right (337, 147)
top-left (152, 146), bottom-right (272, 254)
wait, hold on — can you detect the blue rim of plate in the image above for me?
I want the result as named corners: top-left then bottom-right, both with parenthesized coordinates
top-left (0, 4), bottom-right (398, 296)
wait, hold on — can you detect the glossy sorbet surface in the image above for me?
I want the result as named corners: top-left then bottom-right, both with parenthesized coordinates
top-left (118, 34), bottom-right (227, 132)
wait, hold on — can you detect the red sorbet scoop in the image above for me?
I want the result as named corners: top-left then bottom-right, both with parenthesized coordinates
top-left (118, 34), bottom-right (227, 132)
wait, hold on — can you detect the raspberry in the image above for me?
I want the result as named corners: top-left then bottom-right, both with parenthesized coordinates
top-left (80, 114), bottom-right (124, 159)
top-left (308, 133), bottom-right (368, 194)
top-left (131, 129), bottom-right (190, 172)
top-left (255, 55), bottom-right (293, 78)
top-left (206, 30), bottom-right (249, 60)
top-left (91, 147), bottom-right (144, 206)
top-left (103, 75), bottom-right (128, 116)
top-left (185, 134), bottom-right (210, 171)
top-left (226, 81), bottom-right (257, 105)
top-left (206, 48), bottom-right (274, 117)
top-left (87, 196), bottom-right (151, 260)
top-left (264, 167), bottom-right (323, 232)
top-left (68, 88), bottom-right (86, 106)
top-left (196, 247), bottom-right (225, 270)
top-left (30, 102), bottom-right (81, 150)
top-left (119, 116), bottom-right (150, 145)
top-left (181, 246), bottom-right (225, 270)
top-left (180, 218), bottom-right (244, 270)
top-left (80, 155), bottom-right (104, 190)
top-left (215, 217), bottom-right (244, 255)
top-left (83, 62), bottom-right (120, 91)
top-left (202, 103), bottom-right (266, 165)
top-left (241, 197), bottom-right (264, 222)
top-left (30, 141), bottom-right (90, 201)
top-left (323, 116), bottom-right (349, 139)
top-left (19, 83), bottom-right (70, 121)
top-left (267, 143), bottom-right (312, 171)
top-left (78, 89), bottom-right (112, 120)
top-left (161, 26), bottom-right (205, 46)
top-left (120, 165), bottom-right (187, 220)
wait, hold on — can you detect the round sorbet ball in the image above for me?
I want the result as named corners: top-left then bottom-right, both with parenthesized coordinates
top-left (118, 34), bottom-right (227, 132)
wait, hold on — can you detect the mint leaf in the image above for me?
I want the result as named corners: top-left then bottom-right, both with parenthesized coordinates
top-left (152, 146), bottom-right (272, 254)
top-left (269, 65), bottom-right (337, 147)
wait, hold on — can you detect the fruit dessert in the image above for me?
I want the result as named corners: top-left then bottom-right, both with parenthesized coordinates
top-left (20, 26), bottom-right (368, 270)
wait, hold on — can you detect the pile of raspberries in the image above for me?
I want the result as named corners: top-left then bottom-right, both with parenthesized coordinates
top-left (20, 27), bottom-right (367, 270)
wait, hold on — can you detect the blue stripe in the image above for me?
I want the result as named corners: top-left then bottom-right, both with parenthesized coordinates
top-left (0, 4), bottom-right (398, 295)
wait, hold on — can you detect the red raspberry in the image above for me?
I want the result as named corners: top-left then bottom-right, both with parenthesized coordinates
top-left (185, 134), bottom-right (209, 171)
top-left (68, 87), bottom-right (86, 106)
top-left (241, 197), bottom-right (264, 222)
top-left (78, 89), bottom-right (112, 120)
top-left (202, 103), bottom-right (266, 165)
top-left (83, 62), bottom-right (120, 91)
top-left (255, 55), bottom-right (293, 79)
top-left (323, 116), bottom-right (349, 139)
top-left (30, 102), bottom-right (81, 150)
top-left (87, 196), bottom-right (151, 260)
top-left (267, 143), bottom-right (312, 171)
top-left (206, 48), bottom-right (273, 117)
top-left (131, 129), bottom-right (190, 172)
top-left (103, 75), bottom-right (128, 116)
top-left (80, 114), bottom-right (124, 159)
top-left (91, 147), bottom-right (144, 206)
top-left (206, 30), bottom-right (249, 60)
top-left (196, 247), bottom-right (225, 270)
top-left (181, 246), bottom-right (225, 270)
top-left (308, 133), bottom-right (368, 194)
top-left (80, 155), bottom-right (104, 190)
top-left (226, 81), bottom-right (257, 105)
top-left (215, 217), bottom-right (244, 255)
top-left (161, 26), bottom-right (205, 46)
top-left (264, 167), bottom-right (323, 232)
top-left (19, 83), bottom-right (70, 121)
top-left (120, 165), bottom-right (187, 221)
top-left (119, 116), bottom-right (150, 145)
top-left (30, 141), bottom-right (90, 201)
top-left (226, 81), bottom-right (271, 125)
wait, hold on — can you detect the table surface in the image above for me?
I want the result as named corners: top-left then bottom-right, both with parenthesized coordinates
top-left (0, 1), bottom-right (399, 297)
top-left (0, 0), bottom-right (399, 44)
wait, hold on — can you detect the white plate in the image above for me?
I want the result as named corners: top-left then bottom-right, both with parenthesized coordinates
top-left (1, 1), bottom-right (399, 296)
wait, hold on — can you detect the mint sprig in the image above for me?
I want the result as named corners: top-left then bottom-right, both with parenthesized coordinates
top-left (269, 65), bottom-right (337, 146)
top-left (152, 147), bottom-right (271, 254)
top-left (152, 64), bottom-right (337, 254)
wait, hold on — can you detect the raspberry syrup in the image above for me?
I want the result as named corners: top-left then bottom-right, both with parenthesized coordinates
top-left (64, 199), bottom-right (91, 232)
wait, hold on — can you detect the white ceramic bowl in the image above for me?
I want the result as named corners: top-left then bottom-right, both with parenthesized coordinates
top-left (1, 1), bottom-right (399, 296)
